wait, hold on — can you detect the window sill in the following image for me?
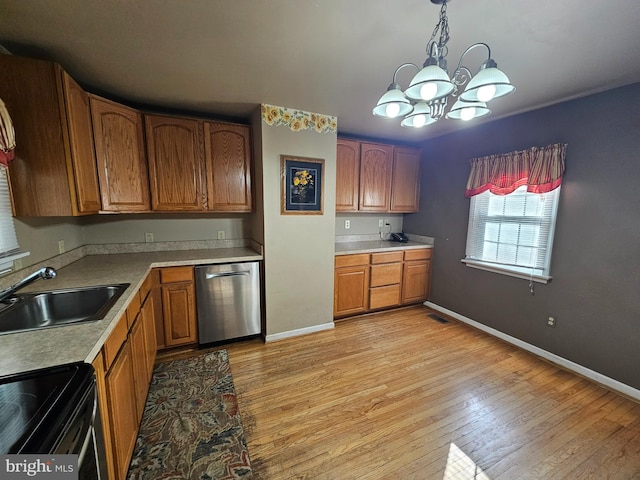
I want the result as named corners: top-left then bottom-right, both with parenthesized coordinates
top-left (0, 250), bottom-right (30, 275)
top-left (461, 259), bottom-right (552, 284)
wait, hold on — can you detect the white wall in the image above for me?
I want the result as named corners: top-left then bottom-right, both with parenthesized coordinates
top-left (260, 115), bottom-right (337, 336)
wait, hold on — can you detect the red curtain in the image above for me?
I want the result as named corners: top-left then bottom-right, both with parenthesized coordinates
top-left (465, 143), bottom-right (566, 197)
top-left (0, 99), bottom-right (16, 167)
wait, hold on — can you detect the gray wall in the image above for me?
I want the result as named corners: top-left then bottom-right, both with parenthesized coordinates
top-left (404, 82), bottom-right (640, 390)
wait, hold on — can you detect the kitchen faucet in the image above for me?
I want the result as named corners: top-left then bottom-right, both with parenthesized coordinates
top-left (0, 267), bottom-right (57, 303)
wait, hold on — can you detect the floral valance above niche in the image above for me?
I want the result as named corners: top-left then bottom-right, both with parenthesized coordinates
top-left (465, 143), bottom-right (567, 197)
top-left (261, 104), bottom-right (337, 134)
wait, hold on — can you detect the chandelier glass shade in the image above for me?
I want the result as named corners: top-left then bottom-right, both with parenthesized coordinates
top-left (372, 0), bottom-right (515, 128)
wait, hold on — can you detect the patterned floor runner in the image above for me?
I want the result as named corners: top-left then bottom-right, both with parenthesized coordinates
top-left (127, 350), bottom-right (253, 479)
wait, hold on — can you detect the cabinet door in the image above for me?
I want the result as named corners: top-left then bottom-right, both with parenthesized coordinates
top-left (162, 282), bottom-right (197, 346)
top-left (334, 265), bottom-right (370, 317)
top-left (336, 138), bottom-right (360, 211)
top-left (92, 352), bottom-right (117, 480)
top-left (141, 293), bottom-right (157, 380)
top-left (145, 114), bottom-right (207, 211)
top-left (390, 147), bottom-right (421, 213)
top-left (60, 71), bottom-right (101, 214)
top-left (359, 143), bottom-right (393, 211)
top-left (204, 122), bottom-right (253, 212)
top-left (105, 342), bottom-right (138, 480)
top-left (130, 313), bottom-right (148, 421)
top-left (402, 260), bottom-right (431, 304)
top-left (91, 96), bottom-right (150, 212)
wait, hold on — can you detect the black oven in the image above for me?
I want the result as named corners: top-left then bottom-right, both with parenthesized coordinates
top-left (0, 362), bottom-right (108, 479)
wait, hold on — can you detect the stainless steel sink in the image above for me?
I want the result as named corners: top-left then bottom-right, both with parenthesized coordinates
top-left (0, 283), bottom-right (129, 335)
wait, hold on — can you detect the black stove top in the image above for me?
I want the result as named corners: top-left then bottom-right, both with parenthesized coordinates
top-left (0, 362), bottom-right (94, 454)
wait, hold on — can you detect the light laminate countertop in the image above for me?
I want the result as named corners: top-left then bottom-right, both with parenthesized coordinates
top-left (0, 247), bottom-right (262, 377)
top-left (335, 240), bottom-right (433, 256)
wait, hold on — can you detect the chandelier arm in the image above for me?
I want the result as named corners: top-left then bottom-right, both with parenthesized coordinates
top-left (453, 42), bottom-right (492, 74)
top-left (392, 63), bottom-right (419, 85)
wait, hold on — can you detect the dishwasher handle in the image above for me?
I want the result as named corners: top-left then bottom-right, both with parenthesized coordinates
top-left (205, 270), bottom-right (251, 279)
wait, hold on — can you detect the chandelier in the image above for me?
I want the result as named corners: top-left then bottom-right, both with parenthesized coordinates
top-left (372, 0), bottom-right (515, 128)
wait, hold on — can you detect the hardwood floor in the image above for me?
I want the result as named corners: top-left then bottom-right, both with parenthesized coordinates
top-left (168, 306), bottom-right (640, 479)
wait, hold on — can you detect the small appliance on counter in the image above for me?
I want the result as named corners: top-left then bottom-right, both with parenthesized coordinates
top-left (390, 232), bottom-right (409, 243)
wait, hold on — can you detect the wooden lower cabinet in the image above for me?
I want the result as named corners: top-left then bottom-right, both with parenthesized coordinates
top-left (334, 254), bottom-right (370, 317)
top-left (141, 292), bottom-right (157, 380)
top-left (160, 266), bottom-right (198, 347)
top-left (369, 251), bottom-right (403, 310)
top-left (105, 341), bottom-right (138, 480)
top-left (92, 351), bottom-right (116, 480)
top-left (335, 248), bottom-right (433, 318)
top-left (94, 273), bottom-right (159, 480)
top-left (401, 249), bottom-right (432, 305)
top-left (130, 315), bottom-right (148, 419)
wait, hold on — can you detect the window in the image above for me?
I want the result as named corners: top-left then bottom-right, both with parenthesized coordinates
top-left (0, 166), bottom-right (27, 272)
top-left (463, 185), bottom-right (560, 282)
top-left (462, 142), bottom-right (566, 283)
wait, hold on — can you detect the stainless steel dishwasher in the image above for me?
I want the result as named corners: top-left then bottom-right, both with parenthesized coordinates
top-left (195, 262), bottom-right (261, 344)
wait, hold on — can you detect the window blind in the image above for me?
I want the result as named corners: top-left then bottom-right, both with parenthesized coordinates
top-left (464, 185), bottom-right (560, 280)
top-left (0, 166), bottom-right (27, 272)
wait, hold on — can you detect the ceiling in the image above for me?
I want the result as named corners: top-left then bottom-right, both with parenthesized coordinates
top-left (1, 0), bottom-right (639, 144)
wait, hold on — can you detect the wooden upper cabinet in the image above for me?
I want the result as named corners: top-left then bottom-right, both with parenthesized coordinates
top-left (390, 147), bottom-right (421, 213)
top-left (61, 73), bottom-right (102, 213)
top-left (145, 114), bottom-right (207, 211)
top-left (359, 143), bottom-right (393, 212)
top-left (0, 55), bottom-right (100, 216)
top-left (90, 96), bottom-right (150, 212)
top-left (336, 138), bottom-right (360, 212)
top-left (204, 122), bottom-right (252, 212)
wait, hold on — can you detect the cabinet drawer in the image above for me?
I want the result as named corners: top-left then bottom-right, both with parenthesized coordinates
top-left (371, 251), bottom-right (403, 264)
top-left (160, 266), bottom-right (193, 283)
top-left (369, 284), bottom-right (401, 309)
top-left (335, 253), bottom-right (370, 268)
top-left (103, 314), bottom-right (128, 370)
top-left (404, 248), bottom-right (432, 261)
top-left (370, 263), bottom-right (402, 287)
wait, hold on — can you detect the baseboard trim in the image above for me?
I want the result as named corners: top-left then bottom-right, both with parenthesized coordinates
top-left (424, 301), bottom-right (640, 402)
top-left (265, 322), bottom-right (334, 342)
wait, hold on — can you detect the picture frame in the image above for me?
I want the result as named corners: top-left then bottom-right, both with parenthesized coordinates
top-left (280, 155), bottom-right (324, 215)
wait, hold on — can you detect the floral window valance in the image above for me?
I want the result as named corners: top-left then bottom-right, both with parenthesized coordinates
top-left (465, 143), bottom-right (567, 197)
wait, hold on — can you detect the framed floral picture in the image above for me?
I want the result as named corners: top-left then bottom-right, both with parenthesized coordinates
top-left (280, 155), bottom-right (324, 215)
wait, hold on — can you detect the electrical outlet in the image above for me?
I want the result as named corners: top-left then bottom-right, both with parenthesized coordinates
top-left (145, 232), bottom-right (154, 243)
top-left (547, 316), bottom-right (556, 327)
top-left (58, 240), bottom-right (65, 254)
top-left (344, 220), bottom-right (350, 229)
top-left (378, 219), bottom-right (384, 227)
top-left (217, 231), bottom-right (225, 240)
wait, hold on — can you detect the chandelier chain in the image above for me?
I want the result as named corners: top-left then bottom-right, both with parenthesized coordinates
top-left (428, 1), bottom-right (450, 70)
